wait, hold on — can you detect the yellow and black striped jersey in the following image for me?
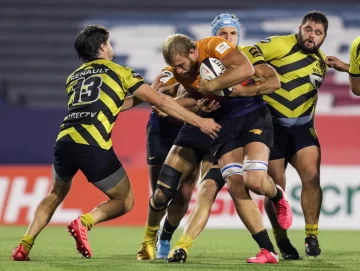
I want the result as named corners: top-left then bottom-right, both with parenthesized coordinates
top-left (56, 59), bottom-right (144, 149)
top-left (253, 34), bottom-right (327, 126)
top-left (239, 45), bottom-right (261, 80)
top-left (349, 36), bottom-right (360, 78)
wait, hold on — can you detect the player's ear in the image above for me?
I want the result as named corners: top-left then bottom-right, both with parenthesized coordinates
top-left (99, 43), bottom-right (106, 53)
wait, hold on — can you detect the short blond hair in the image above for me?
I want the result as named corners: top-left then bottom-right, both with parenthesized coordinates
top-left (162, 34), bottom-right (196, 65)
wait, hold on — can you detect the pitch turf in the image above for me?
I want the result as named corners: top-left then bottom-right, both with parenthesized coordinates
top-left (1, 227), bottom-right (359, 271)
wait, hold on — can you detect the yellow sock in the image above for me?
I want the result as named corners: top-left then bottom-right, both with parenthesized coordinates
top-left (20, 234), bottom-right (35, 253)
top-left (80, 213), bottom-right (95, 231)
top-left (273, 228), bottom-right (288, 243)
top-left (175, 234), bottom-right (194, 249)
top-left (305, 223), bottom-right (319, 237)
top-left (144, 224), bottom-right (159, 242)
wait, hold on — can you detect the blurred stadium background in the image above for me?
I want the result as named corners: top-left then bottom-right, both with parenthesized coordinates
top-left (0, 0), bottom-right (360, 269)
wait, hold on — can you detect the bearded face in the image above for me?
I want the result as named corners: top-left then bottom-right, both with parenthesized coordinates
top-left (297, 20), bottom-right (326, 54)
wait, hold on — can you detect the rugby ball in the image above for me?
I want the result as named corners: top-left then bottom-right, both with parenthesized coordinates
top-left (200, 58), bottom-right (233, 96)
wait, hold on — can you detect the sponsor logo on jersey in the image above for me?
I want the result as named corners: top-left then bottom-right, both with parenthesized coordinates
top-left (215, 42), bottom-right (231, 54)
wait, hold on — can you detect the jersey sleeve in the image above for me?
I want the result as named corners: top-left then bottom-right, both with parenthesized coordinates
top-left (120, 67), bottom-right (145, 94)
top-left (349, 36), bottom-right (360, 78)
top-left (206, 37), bottom-right (236, 60)
top-left (240, 45), bottom-right (267, 66)
top-left (160, 67), bottom-right (178, 86)
top-left (254, 36), bottom-right (288, 62)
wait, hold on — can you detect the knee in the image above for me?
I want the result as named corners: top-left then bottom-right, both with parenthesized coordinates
top-left (226, 174), bottom-right (247, 199)
top-left (301, 168), bottom-right (320, 189)
top-left (152, 187), bottom-right (171, 207)
top-left (243, 171), bottom-right (267, 195)
top-left (124, 191), bottom-right (134, 213)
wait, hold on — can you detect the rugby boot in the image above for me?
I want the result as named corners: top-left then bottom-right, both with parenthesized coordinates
top-left (305, 234), bottom-right (321, 257)
top-left (272, 185), bottom-right (293, 230)
top-left (277, 238), bottom-right (302, 260)
top-left (247, 248), bottom-right (279, 264)
top-left (67, 217), bottom-right (92, 258)
top-left (156, 239), bottom-right (170, 259)
top-left (166, 247), bottom-right (188, 263)
top-left (137, 241), bottom-right (155, 260)
top-left (9, 244), bottom-right (30, 261)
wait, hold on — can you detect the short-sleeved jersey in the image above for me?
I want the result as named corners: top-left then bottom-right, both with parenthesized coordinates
top-left (239, 45), bottom-right (264, 80)
top-left (57, 59), bottom-right (144, 149)
top-left (253, 34), bottom-right (327, 126)
top-left (349, 36), bottom-right (360, 78)
top-left (170, 37), bottom-right (264, 120)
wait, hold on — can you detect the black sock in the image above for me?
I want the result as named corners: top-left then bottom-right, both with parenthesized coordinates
top-left (270, 186), bottom-right (283, 203)
top-left (252, 229), bottom-right (275, 254)
top-left (160, 218), bottom-right (179, 241)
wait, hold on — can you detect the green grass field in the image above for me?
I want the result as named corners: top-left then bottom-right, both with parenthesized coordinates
top-left (1, 227), bottom-right (359, 271)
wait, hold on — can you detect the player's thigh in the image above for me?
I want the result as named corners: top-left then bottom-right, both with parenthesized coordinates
top-left (288, 121), bottom-right (321, 183)
top-left (52, 141), bottom-right (79, 199)
top-left (290, 145), bottom-right (321, 183)
top-left (218, 147), bottom-right (244, 186)
top-left (164, 145), bottom-right (198, 176)
top-left (103, 170), bottom-right (132, 201)
top-left (242, 142), bottom-right (270, 185)
top-left (77, 146), bottom-right (128, 195)
top-left (148, 165), bottom-right (162, 193)
top-left (146, 123), bottom-right (176, 166)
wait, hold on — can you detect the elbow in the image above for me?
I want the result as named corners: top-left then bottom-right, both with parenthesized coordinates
top-left (349, 79), bottom-right (360, 96)
top-left (264, 75), bottom-right (281, 94)
top-left (155, 94), bottom-right (171, 108)
top-left (351, 83), bottom-right (360, 96)
top-left (351, 88), bottom-right (360, 96)
top-left (272, 76), bottom-right (281, 91)
top-left (246, 64), bottom-right (255, 79)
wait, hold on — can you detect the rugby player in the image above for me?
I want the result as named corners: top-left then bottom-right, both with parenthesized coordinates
top-left (166, 14), bottom-right (285, 264)
top-left (9, 25), bottom-right (221, 261)
top-left (253, 11), bottom-right (329, 258)
top-left (139, 30), bottom-right (292, 264)
top-left (325, 36), bottom-right (360, 95)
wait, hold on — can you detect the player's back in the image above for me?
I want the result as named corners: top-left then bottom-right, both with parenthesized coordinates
top-left (57, 59), bottom-right (144, 150)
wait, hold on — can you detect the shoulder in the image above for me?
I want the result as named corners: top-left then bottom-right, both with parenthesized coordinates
top-left (200, 36), bottom-right (235, 52)
top-left (258, 34), bottom-right (296, 47)
top-left (161, 67), bottom-right (178, 86)
top-left (318, 49), bottom-right (327, 60)
top-left (102, 60), bottom-right (126, 72)
top-left (240, 45), bottom-right (262, 58)
top-left (350, 36), bottom-right (360, 57)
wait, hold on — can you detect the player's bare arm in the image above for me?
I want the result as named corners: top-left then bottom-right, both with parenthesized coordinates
top-left (120, 73), bottom-right (170, 112)
top-left (132, 84), bottom-right (221, 138)
top-left (326, 56), bottom-right (360, 95)
top-left (198, 49), bottom-right (254, 93)
top-left (325, 56), bottom-right (350, 72)
top-left (230, 63), bottom-right (280, 97)
top-left (120, 95), bottom-right (143, 112)
top-left (153, 91), bottom-right (197, 118)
